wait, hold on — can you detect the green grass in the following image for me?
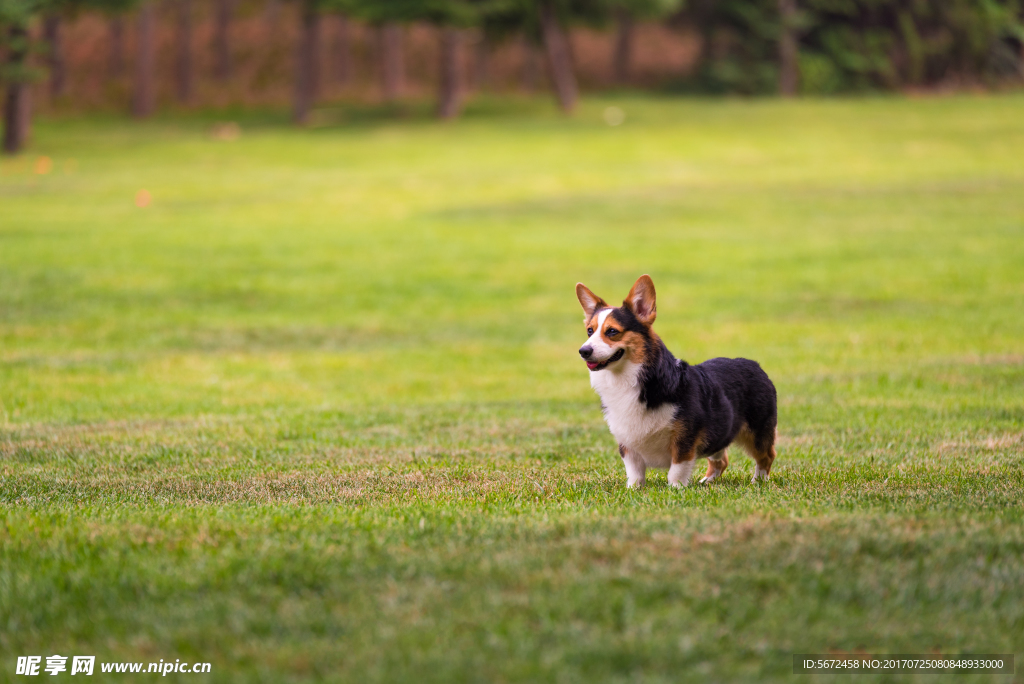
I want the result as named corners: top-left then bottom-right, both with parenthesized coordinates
top-left (2, 94), bottom-right (1023, 683)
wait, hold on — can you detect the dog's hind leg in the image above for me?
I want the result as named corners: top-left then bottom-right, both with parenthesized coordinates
top-left (751, 445), bottom-right (775, 482)
top-left (752, 424), bottom-right (777, 482)
top-left (737, 423), bottom-right (774, 483)
top-left (699, 450), bottom-right (728, 485)
top-left (736, 425), bottom-right (776, 483)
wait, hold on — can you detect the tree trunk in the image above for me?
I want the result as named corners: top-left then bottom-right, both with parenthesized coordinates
top-left (612, 8), bottom-right (633, 84)
top-left (3, 23), bottom-right (32, 154)
top-left (521, 34), bottom-right (539, 92)
top-left (175, 0), bottom-right (193, 103)
top-left (471, 32), bottom-right (489, 90)
top-left (264, 0), bottom-right (280, 36)
top-left (377, 23), bottom-right (404, 101)
top-left (293, 0), bottom-right (320, 124)
top-left (109, 16), bottom-right (125, 78)
top-left (778, 0), bottom-right (798, 96)
top-left (436, 27), bottom-right (462, 119)
top-left (213, 0), bottom-right (232, 81)
top-left (691, 0), bottom-right (715, 74)
top-left (333, 14), bottom-right (351, 84)
top-left (133, 2), bottom-right (156, 118)
top-left (43, 14), bottom-right (66, 98)
top-left (539, 2), bottom-right (577, 112)
top-left (897, 11), bottom-right (924, 86)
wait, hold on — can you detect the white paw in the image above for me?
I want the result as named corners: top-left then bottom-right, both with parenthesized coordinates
top-left (698, 474), bottom-right (717, 485)
top-left (667, 461), bottom-right (695, 488)
top-left (627, 479), bottom-right (646, 489)
top-left (751, 468), bottom-right (769, 483)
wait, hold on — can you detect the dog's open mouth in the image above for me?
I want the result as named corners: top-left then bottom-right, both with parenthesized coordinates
top-left (586, 348), bottom-right (624, 371)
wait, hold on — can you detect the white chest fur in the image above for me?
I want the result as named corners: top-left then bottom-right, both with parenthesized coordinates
top-left (590, 361), bottom-right (677, 468)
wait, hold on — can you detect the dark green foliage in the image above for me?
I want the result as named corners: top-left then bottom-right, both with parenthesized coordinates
top-left (0, 16), bottom-right (42, 84)
top-left (0, 0), bottom-right (138, 87)
top-left (611, 0), bottom-right (682, 20)
top-left (0, 0), bottom-right (41, 23)
top-left (481, 0), bottom-right (611, 45)
top-left (0, 0), bottom-right (48, 74)
top-left (682, 0), bottom-right (1023, 94)
top-left (801, 0), bottom-right (1024, 91)
top-left (347, 0), bottom-right (486, 26)
top-left (685, 0), bottom-right (783, 93)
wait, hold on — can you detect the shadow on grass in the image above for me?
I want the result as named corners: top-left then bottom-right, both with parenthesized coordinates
top-left (32, 95), bottom-right (569, 136)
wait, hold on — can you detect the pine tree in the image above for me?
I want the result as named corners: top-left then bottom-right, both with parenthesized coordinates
top-left (175, 0), bottom-right (194, 103)
top-left (2, 0), bottom-right (49, 152)
top-left (132, 0), bottom-right (156, 117)
top-left (293, 0), bottom-right (323, 123)
top-left (406, 1), bottom-right (482, 119)
top-left (481, 0), bottom-right (609, 113)
top-left (352, 1), bottom-right (417, 102)
top-left (213, 0), bottom-right (233, 81)
top-left (608, 0), bottom-right (682, 84)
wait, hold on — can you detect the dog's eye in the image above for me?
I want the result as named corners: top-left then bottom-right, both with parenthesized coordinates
top-left (606, 328), bottom-right (619, 336)
top-left (587, 327), bottom-right (594, 336)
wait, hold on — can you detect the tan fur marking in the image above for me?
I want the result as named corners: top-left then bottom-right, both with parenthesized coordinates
top-left (705, 451), bottom-right (729, 480)
top-left (584, 311), bottom-right (637, 360)
top-left (757, 446), bottom-right (777, 476)
top-left (735, 424), bottom-right (776, 476)
top-left (670, 426), bottom-right (703, 465)
top-left (733, 425), bottom-right (755, 453)
top-left (617, 330), bottom-right (647, 364)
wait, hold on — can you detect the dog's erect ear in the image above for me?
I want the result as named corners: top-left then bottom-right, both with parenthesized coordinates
top-left (576, 283), bottom-right (607, 318)
top-left (625, 275), bottom-right (656, 325)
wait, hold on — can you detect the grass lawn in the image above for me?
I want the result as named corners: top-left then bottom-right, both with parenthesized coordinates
top-left (2, 94), bottom-right (1023, 683)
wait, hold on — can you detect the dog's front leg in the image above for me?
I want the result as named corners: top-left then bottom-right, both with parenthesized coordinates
top-left (668, 439), bottom-right (697, 488)
top-left (620, 444), bottom-right (646, 488)
top-left (667, 461), bottom-right (695, 487)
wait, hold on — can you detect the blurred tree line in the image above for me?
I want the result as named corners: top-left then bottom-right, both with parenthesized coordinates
top-left (690, 0), bottom-right (1023, 95)
top-left (3, 0), bottom-right (1023, 152)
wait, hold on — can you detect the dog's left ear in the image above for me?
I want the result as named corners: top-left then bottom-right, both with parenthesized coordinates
top-left (625, 275), bottom-right (656, 325)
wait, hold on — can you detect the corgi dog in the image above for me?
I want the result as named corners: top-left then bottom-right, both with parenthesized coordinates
top-left (576, 275), bottom-right (778, 488)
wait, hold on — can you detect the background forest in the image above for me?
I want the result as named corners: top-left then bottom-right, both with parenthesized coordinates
top-left (2, 0), bottom-right (1023, 151)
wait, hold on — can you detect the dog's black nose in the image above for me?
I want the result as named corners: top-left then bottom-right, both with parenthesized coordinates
top-left (579, 346), bottom-right (593, 359)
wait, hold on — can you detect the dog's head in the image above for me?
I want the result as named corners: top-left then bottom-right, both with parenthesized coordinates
top-left (575, 275), bottom-right (657, 372)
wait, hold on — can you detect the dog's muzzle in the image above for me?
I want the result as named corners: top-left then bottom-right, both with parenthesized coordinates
top-left (580, 347), bottom-right (624, 371)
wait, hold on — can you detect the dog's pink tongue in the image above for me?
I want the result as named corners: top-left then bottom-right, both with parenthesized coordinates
top-left (586, 362), bottom-right (600, 370)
